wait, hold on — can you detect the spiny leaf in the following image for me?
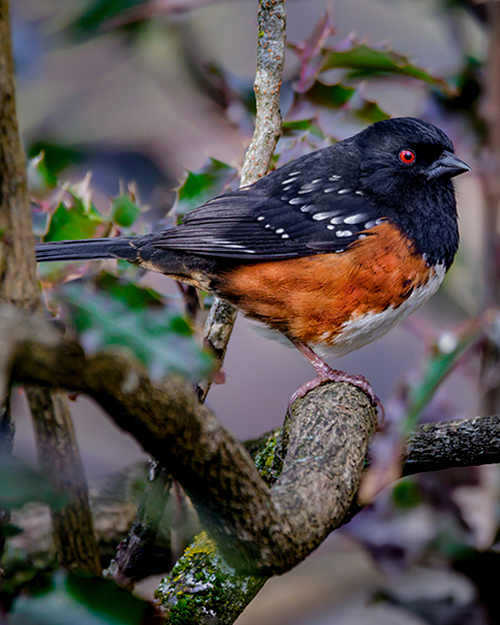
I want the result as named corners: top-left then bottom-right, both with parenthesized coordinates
top-left (303, 82), bottom-right (355, 108)
top-left (44, 201), bottom-right (107, 242)
top-left (175, 158), bottom-right (237, 215)
top-left (111, 193), bottom-right (141, 228)
top-left (28, 141), bottom-right (84, 177)
top-left (322, 40), bottom-right (451, 92)
top-left (68, 0), bottom-right (145, 38)
top-left (96, 272), bottom-right (163, 310)
top-left (352, 98), bottom-right (390, 123)
top-left (282, 118), bottom-right (316, 131)
top-left (43, 175), bottom-right (108, 243)
top-left (27, 152), bottom-right (57, 198)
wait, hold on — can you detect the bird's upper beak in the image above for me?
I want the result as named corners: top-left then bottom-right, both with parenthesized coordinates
top-left (427, 150), bottom-right (471, 180)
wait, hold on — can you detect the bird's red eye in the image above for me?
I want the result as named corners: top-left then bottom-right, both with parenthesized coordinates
top-left (399, 149), bottom-right (416, 164)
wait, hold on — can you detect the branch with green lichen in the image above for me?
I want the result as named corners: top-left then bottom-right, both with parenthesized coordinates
top-left (2, 305), bottom-right (377, 576)
top-left (3, 305), bottom-right (500, 621)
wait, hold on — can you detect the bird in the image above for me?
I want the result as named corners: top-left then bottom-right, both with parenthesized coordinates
top-left (36, 117), bottom-right (470, 408)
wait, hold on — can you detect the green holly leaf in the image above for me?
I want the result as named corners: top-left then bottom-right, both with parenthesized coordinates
top-left (352, 99), bottom-right (391, 123)
top-left (27, 152), bottom-right (57, 198)
top-left (44, 201), bottom-right (107, 242)
top-left (44, 175), bottom-right (108, 243)
top-left (304, 82), bottom-right (355, 108)
top-left (69, 0), bottom-right (145, 38)
top-left (95, 272), bottom-right (163, 310)
top-left (322, 41), bottom-right (451, 92)
top-left (175, 158), bottom-right (237, 215)
top-left (60, 284), bottom-right (212, 380)
top-left (403, 326), bottom-right (481, 434)
top-left (111, 194), bottom-right (141, 228)
top-left (392, 478), bottom-right (422, 510)
top-left (282, 119), bottom-right (316, 131)
top-left (28, 141), bottom-right (84, 177)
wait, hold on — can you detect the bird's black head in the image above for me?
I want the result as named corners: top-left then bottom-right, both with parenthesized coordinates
top-left (353, 117), bottom-right (469, 268)
top-left (356, 117), bottom-right (470, 200)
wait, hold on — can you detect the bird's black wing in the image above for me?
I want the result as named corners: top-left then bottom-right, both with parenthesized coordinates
top-left (153, 147), bottom-right (384, 261)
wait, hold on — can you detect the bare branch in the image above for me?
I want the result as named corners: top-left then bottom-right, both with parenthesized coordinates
top-left (480, 4), bottom-right (500, 414)
top-left (26, 388), bottom-right (102, 573)
top-left (197, 0), bottom-right (286, 402)
top-left (403, 415), bottom-right (500, 475)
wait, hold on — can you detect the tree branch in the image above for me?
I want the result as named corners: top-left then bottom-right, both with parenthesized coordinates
top-left (4, 306), bottom-right (375, 575)
top-left (196, 0), bottom-right (286, 401)
top-left (0, 0), bottom-right (100, 573)
top-left (3, 307), bottom-right (500, 578)
top-left (403, 415), bottom-right (500, 475)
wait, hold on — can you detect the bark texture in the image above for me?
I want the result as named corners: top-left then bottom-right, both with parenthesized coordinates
top-left (0, 0), bottom-right (100, 573)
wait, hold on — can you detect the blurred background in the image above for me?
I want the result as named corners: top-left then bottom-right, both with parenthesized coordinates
top-left (7, 0), bottom-right (500, 623)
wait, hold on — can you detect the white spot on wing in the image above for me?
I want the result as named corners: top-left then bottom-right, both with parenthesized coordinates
top-left (338, 189), bottom-right (351, 194)
top-left (343, 214), bottom-right (366, 225)
top-left (329, 175), bottom-right (340, 181)
top-left (298, 180), bottom-right (322, 194)
top-left (313, 212), bottom-right (335, 221)
top-left (276, 228), bottom-right (284, 234)
top-left (364, 218), bottom-right (385, 229)
top-left (257, 216), bottom-right (265, 221)
top-left (288, 197), bottom-right (305, 205)
top-left (336, 230), bottom-right (353, 237)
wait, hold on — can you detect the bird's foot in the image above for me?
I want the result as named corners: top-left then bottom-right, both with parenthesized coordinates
top-left (289, 366), bottom-right (384, 422)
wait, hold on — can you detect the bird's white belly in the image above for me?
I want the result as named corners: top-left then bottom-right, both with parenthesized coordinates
top-left (316, 264), bottom-right (446, 357)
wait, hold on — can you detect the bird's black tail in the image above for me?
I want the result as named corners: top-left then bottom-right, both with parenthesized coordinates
top-left (36, 236), bottom-right (140, 263)
top-left (36, 234), bottom-right (218, 290)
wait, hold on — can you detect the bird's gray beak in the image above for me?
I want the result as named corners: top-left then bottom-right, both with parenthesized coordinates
top-left (427, 150), bottom-right (471, 180)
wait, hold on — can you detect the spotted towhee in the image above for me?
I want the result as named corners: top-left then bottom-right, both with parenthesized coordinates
top-left (36, 117), bottom-right (470, 406)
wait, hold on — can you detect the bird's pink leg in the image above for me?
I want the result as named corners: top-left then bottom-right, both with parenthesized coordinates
top-left (290, 341), bottom-right (383, 417)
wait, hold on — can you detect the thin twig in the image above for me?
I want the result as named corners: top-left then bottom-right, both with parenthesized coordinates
top-left (196, 0), bottom-right (286, 402)
top-left (480, 4), bottom-right (500, 415)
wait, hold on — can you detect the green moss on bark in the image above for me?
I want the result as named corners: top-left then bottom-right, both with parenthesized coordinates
top-left (155, 532), bottom-right (266, 625)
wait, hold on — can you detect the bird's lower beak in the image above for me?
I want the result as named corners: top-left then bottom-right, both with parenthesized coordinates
top-left (427, 150), bottom-right (471, 179)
